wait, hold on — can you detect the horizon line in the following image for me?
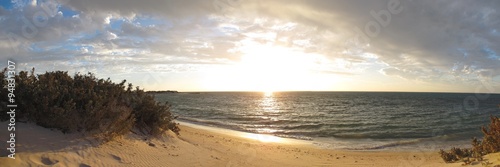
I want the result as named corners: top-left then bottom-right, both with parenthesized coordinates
top-left (147, 90), bottom-right (500, 94)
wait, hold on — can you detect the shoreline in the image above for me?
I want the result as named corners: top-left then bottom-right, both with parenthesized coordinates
top-left (1, 121), bottom-right (495, 166)
top-left (176, 122), bottom-right (460, 166)
top-left (176, 119), bottom-right (472, 152)
top-left (177, 120), bottom-right (312, 145)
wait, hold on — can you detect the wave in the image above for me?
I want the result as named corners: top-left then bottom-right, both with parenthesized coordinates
top-left (326, 133), bottom-right (475, 151)
top-left (177, 117), bottom-right (246, 132)
top-left (353, 139), bottom-right (427, 150)
top-left (178, 117), bottom-right (315, 141)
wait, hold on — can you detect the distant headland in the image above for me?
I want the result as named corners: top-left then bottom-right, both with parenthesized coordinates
top-left (146, 90), bottom-right (179, 93)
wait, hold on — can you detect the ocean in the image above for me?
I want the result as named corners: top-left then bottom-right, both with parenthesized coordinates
top-left (154, 92), bottom-right (500, 151)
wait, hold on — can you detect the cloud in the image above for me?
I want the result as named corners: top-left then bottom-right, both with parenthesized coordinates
top-left (65, 0), bottom-right (216, 18)
top-left (0, 0), bottom-right (499, 91)
top-left (227, 0), bottom-right (500, 84)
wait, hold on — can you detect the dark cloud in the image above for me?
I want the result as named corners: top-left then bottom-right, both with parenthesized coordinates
top-left (66, 0), bottom-right (215, 18)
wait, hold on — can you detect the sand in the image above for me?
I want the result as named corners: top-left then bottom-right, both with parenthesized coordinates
top-left (1, 121), bottom-right (499, 167)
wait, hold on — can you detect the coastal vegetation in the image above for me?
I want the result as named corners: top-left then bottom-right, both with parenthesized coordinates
top-left (439, 115), bottom-right (500, 164)
top-left (0, 68), bottom-right (179, 141)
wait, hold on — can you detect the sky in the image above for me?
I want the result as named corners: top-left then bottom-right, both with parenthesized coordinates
top-left (0, 0), bottom-right (499, 93)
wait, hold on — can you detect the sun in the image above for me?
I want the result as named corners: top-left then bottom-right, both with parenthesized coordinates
top-left (236, 45), bottom-right (318, 91)
top-left (264, 91), bottom-right (273, 96)
top-left (201, 44), bottom-right (337, 91)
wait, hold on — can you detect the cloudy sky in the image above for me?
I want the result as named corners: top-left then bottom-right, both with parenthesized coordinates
top-left (0, 0), bottom-right (499, 93)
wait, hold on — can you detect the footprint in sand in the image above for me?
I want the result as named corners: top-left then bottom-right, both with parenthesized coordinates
top-left (40, 157), bottom-right (59, 165)
top-left (110, 154), bottom-right (122, 161)
top-left (79, 163), bottom-right (91, 167)
top-left (109, 153), bottom-right (132, 164)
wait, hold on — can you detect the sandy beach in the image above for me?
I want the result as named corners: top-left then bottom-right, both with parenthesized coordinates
top-left (1, 0), bottom-right (499, 166)
top-left (1, 121), bottom-right (499, 167)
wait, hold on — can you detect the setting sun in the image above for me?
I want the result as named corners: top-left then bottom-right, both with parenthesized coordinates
top-left (202, 44), bottom-right (337, 92)
top-left (264, 91), bottom-right (273, 97)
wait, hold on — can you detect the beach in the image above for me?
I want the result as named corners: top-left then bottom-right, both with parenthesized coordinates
top-left (1, 0), bottom-right (499, 166)
top-left (3, 121), bottom-right (498, 167)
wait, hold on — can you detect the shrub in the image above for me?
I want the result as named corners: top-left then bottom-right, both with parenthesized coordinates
top-left (439, 149), bottom-right (459, 163)
top-left (440, 115), bottom-right (500, 163)
top-left (439, 147), bottom-right (472, 163)
top-left (127, 84), bottom-right (180, 136)
top-left (0, 69), bottom-right (179, 141)
top-left (479, 116), bottom-right (500, 154)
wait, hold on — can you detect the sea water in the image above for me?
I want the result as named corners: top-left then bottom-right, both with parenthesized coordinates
top-left (155, 92), bottom-right (500, 151)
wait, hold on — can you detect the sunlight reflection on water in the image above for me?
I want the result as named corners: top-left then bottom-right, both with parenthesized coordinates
top-left (244, 133), bottom-right (283, 143)
top-left (260, 92), bottom-right (277, 112)
top-left (255, 92), bottom-right (281, 135)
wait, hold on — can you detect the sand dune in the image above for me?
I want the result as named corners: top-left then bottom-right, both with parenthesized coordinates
top-left (1, 121), bottom-right (498, 167)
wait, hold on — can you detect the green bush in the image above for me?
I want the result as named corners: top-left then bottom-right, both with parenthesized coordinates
top-left (0, 69), bottom-right (179, 141)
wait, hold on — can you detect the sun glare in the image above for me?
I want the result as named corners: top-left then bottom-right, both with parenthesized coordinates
top-left (244, 133), bottom-right (283, 143)
top-left (264, 91), bottom-right (273, 96)
top-left (236, 45), bottom-right (323, 92)
top-left (202, 44), bottom-right (338, 91)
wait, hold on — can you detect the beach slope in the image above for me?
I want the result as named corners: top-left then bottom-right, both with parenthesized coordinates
top-left (1, 121), bottom-right (495, 167)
